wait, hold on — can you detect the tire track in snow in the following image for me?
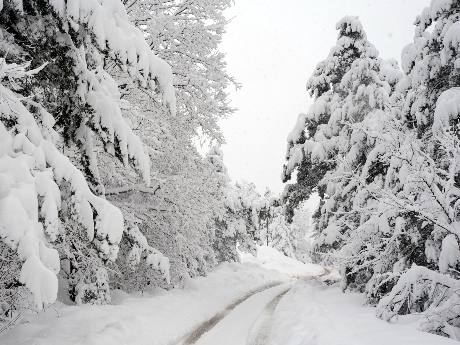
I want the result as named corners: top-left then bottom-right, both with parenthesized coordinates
top-left (172, 268), bottom-right (331, 345)
top-left (173, 281), bottom-right (283, 345)
top-left (247, 268), bottom-right (332, 345)
top-left (247, 288), bottom-right (290, 345)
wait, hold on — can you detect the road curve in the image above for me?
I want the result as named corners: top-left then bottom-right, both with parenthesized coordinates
top-left (173, 269), bottom-right (329, 345)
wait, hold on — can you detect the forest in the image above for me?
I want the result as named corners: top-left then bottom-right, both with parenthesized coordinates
top-left (1, 0), bottom-right (460, 344)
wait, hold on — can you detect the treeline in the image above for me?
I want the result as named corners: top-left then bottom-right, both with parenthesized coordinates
top-left (282, 2), bottom-right (460, 338)
top-left (0, 0), bottom-right (306, 330)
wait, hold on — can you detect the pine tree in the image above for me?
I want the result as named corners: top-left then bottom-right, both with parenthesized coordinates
top-left (311, 59), bottom-right (403, 294)
top-left (0, 0), bottom-right (175, 312)
top-left (282, 16), bottom-right (394, 262)
top-left (303, 3), bottom-right (460, 337)
top-left (373, 1), bottom-right (460, 335)
top-left (282, 16), bottom-right (379, 222)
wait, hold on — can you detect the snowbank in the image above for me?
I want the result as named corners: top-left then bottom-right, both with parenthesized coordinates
top-left (268, 280), bottom-right (456, 345)
top-left (240, 245), bottom-right (325, 278)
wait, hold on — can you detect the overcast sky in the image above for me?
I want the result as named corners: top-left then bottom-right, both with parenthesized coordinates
top-left (219, 0), bottom-right (430, 194)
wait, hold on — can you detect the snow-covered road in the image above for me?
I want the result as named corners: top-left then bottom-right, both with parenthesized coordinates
top-left (178, 282), bottom-right (288, 345)
top-left (0, 246), bottom-right (457, 345)
top-left (185, 283), bottom-right (291, 345)
top-left (0, 263), bottom-right (289, 345)
top-left (175, 247), bottom-right (457, 345)
top-left (182, 278), bottom-right (457, 345)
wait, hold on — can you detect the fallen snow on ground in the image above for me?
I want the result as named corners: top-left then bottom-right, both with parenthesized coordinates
top-left (240, 245), bottom-right (325, 277)
top-left (0, 262), bottom-right (287, 345)
top-left (195, 283), bottom-right (291, 345)
top-left (0, 246), bottom-right (456, 345)
top-left (268, 279), bottom-right (457, 345)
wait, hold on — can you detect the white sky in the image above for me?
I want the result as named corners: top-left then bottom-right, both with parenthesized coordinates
top-left (219, 0), bottom-right (430, 194)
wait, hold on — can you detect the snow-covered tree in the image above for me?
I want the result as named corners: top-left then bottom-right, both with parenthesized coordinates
top-left (281, 17), bottom-right (399, 266)
top-left (369, 1), bottom-right (460, 335)
top-left (289, 204), bottom-right (314, 262)
top-left (282, 16), bottom-right (380, 223)
top-left (313, 57), bottom-right (399, 257)
top-left (289, 3), bottom-right (460, 338)
top-left (268, 214), bottom-right (295, 258)
top-left (106, 124), bottom-right (226, 287)
top-left (0, 242), bottom-right (27, 328)
top-left (0, 0), bottom-right (175, 316)
top-left (1, 0), bottom-right (176, 189)
top-left (125, 0), bottom-right (236, 141)
top-left (256, 196), bottom-right (312, 261)
top-left (94, 0), bottom-right (237, 288)
top-left (257, 189), bottom-right (277, 247)
top-left (214, 182), bottom-right (270, 262)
